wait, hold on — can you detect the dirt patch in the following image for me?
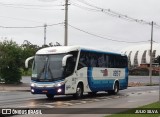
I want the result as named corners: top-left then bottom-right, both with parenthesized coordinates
top-left (128, 82), bottom-right (144, 87)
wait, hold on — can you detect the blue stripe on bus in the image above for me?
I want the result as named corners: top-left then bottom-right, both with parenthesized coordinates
top-left (87, 67), bottom-right (128, 92)
top-left (87, 67), bottom-right (113, 91)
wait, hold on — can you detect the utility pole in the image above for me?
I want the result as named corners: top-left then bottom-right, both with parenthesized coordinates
top-left (149, 21), bottom-right (154, 85)
top-left (44, 23), bottom-right (47, 46)
top-left (64, 0), bottom-right (68, 46)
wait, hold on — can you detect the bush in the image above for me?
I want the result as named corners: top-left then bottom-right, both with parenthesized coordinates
top-left (1, 67), bottom-right (22, 84)
top-left (0, 40), bottom-right (22, 84)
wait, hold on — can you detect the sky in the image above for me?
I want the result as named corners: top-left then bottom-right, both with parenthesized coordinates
top-left (0, 0), bottom-right (160, 52)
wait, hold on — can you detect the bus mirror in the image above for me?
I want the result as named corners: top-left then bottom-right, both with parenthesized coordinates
top-left (25, 56), bottom-right (34, 68)
top-left (62, 54), bottom-right (73, 67)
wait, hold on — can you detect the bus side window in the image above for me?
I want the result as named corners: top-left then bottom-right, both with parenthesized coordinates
top-left (109, 55), bottom-right (113, 68)
top-left (97, 54), bottom-right (105, 67)
top-left (122, 56), bottom-right (128, 68)
top-left (77, 52), bottom-right (87, 70)
top-left (105, 55), bottom-right (109, 68)
top-left (90, 54), bottom-right (97, 67)
top-left (115, 56), bottom-right (120, 68)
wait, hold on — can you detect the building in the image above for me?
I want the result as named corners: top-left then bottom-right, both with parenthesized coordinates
top-left (120, 43), bottom-right (160, 75)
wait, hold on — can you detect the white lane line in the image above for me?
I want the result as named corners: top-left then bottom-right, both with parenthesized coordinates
top-left (64, 103), bottom-right (73, 106)
top-left (44, 105), bottom-right (55, 108)
top-left (0, 91), bottom-right (9, 92)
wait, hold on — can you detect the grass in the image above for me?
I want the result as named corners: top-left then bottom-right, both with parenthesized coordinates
top-left (106, 102), bottom-right (160, 117)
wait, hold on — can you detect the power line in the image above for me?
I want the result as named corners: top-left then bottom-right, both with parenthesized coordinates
top-left (0, 3), bottom-right (61, 7)
top-left (0, 3), bottom-right (63, 11)
top-left (70, 2), bottom-right (99, 12)
top-left (73, 0), bottom-right (160, 28)
top-left (0, 22), bottom-right (63, 29)
top-left (0, 2), bottom-right (61, 7)
top-left (0, 15), bottom-right (46, 24)
top-left (68, 24), bottom-right (148, 44)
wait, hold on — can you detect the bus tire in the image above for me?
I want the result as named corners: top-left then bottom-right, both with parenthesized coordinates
top-left (108, 82), bottom-right (119, 95)
top-left (46, 94), bottom-right (54, 99)
top-left (73, 83), bottom-right (83, 99)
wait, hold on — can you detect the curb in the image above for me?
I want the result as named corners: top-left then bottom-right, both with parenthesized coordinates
top-left (0, 87), bottom-right (30, 92)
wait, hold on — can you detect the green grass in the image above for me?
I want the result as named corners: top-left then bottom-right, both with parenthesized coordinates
top-left (106, 102), bottom-right (160, 117)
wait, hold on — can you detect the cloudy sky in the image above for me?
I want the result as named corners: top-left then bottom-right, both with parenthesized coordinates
top-left (0, 0), bottom-right (160, 51)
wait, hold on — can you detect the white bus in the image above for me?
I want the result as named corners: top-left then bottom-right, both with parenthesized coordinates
top-left (25, 46), bottom-right (128, 99)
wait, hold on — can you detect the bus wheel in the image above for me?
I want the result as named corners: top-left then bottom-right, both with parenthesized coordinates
top-left (108, 82), bottom-right (119, 95)
top-left (46, 94), bottom-right (54, 99)
top-left (73, 83), bottom-right (83, 99)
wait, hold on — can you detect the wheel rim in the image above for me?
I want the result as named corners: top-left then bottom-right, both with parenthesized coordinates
top-left (115, 84), bottom-right (118, 93)
top-left (77, 87), bottom-right (82, 97)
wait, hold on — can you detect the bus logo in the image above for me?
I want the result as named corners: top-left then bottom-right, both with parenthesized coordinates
top-left (113, 70), bottom-right (121, 77)
top-left (101, 69), bottom-right (108, 76)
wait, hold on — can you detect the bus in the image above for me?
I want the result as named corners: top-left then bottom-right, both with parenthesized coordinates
top-left (25, 46), bottom-right (128, 99)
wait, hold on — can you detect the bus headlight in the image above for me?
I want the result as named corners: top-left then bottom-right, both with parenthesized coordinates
top-left (55, 81), bottom-right (65, 87)
top-left (31, 83), bottom-right (36, 87)
top-left (57, 88), bottom-right (62, 93)
top-left (57, 83), bottom-right (62, 87)
top-left (31, 89), bottom-right (35, 93)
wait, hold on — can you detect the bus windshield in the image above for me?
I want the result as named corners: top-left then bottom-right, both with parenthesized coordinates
top-left (32, 54), bottom-right (66, 81)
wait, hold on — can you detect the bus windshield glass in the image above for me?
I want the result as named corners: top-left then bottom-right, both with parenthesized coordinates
top-left (32, 54), bottom-right (66, 81)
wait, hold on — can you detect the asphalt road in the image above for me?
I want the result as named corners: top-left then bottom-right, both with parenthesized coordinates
top-left (0, 76), bottom-right (159, 117)
top-left (0, 86), bottom-right (159, 117)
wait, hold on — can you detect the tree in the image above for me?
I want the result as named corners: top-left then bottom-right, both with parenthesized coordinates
top-left (20, 41), bottom-right (40, 75)
top-left (0, 40), bottom-right (22, 83)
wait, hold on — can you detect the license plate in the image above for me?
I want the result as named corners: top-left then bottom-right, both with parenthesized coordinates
top-left (42, 90), bottom-right (48, 93)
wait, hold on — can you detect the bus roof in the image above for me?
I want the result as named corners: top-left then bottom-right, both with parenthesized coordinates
top-left (36, 46), bottom-right (81, 55)
top-left (36, 45), bottom-right (123, 56)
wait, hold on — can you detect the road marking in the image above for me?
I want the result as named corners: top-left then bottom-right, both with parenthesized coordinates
top-left (0, 91), bottom-right (9, 92)
top-left (44, 105), bottom-right (55, 108)
top-left (80, 101), bottom-right (87, 103)
top-left (93, 99), bottom-right (100, 101)
top-left (64, 103), bottom-right (73, 106)
top-left (148, 90), bottom-right (157, 93)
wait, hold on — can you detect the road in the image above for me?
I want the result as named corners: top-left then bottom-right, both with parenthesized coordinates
top-left (0, 86), bottom-right (159, 117)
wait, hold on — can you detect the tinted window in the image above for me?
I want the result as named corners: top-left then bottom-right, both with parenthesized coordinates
top-left (77, 51), bottom-right (127, 70)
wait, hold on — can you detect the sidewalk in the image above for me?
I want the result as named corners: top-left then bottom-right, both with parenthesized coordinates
top-left (0, 83), bottom-right (30, 91)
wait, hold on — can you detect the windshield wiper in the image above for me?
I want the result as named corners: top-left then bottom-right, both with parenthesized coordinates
top-left (47, 62), bottom-right (54, 80)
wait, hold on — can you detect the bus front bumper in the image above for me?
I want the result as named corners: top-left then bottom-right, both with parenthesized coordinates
top-left (31, 85), bottom-right (65, 95)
